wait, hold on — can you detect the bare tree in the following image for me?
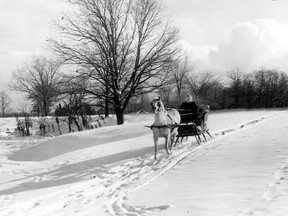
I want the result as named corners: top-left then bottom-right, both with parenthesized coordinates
top-left (57, 75), bottom-right (89, 132)
top-left (253, 68), bottom-right (266, 108)
top-left (264, 69), bottom-right (288, 107)
top-left (242, 74), bottom-right (255, 108)
top-left (10, 56), bottom-right (63, 116)
top-left (158, 84), bottom-right (174, 107)
top-left (17, 100), bottom-right (32, 115)
top-left (48, 0), bottom-right (179, 124)
top-left (0, 90), bottom-right (11, 117)
top-left (213, 83), bottom-right (229, 109)
top-left (171, 56), bottom-right (193, 104)
top-left (186, 70), bottom-right (220, 104)
top-left (227, 67), bottom-right (243, 108)
top-left (276, 72), bottom-right (288, 107)
top-left (254, 68), bottom-right (288, 108)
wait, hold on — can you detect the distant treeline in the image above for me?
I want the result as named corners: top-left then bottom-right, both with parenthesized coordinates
top-left (54, 103), bottom-right (96, 117)
top-left (126, 68), bottom-right (288, 112)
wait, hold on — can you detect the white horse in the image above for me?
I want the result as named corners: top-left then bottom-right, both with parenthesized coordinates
top-left (151, 98), bottom-right (181, 160)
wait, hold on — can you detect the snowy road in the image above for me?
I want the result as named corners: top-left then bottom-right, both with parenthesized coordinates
top-left (1, 110), bottom-right (288, 216)
top-left (118, 114), bottom-right (288, 216)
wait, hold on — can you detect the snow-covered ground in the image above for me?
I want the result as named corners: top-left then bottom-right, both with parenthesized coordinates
top-left (0, 110), bottom-right (288, 216)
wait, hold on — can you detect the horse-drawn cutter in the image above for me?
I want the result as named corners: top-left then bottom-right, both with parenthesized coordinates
top-left (148, 98), bottom-right (213, 159)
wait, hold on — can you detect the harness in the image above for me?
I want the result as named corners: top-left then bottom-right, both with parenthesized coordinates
top-left (150, 113), bottom-right (178, 131)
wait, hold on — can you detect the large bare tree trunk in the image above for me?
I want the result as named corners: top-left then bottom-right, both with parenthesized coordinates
top-left (115, 109), bottom-right (125, 125)
top-left (105, 83), bottom-right (109, 117)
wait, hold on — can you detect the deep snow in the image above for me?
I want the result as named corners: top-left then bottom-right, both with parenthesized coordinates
top-left (0, 110), bottom-right (288, 216)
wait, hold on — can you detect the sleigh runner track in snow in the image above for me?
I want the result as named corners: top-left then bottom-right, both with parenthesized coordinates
top-left (107, 113), bottom-right (276, 216)
top-left (0, 112), bottom-right (281, 216)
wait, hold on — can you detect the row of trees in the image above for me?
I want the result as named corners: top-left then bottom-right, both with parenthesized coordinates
top-left (155, 66), bottom-right (288, 110)
top-left (226, 68), bottom-right (288, 108)
top-left (8, 53), bottom-right (288, 117)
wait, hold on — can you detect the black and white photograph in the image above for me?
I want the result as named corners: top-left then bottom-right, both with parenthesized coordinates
top-left (1, 0), bottom-right (288, 215)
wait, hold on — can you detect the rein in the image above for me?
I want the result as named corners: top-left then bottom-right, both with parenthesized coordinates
top-left (147, 124), bottom-right (179, 129)
top-left (149, 124), bottom-right (169, 129)
top-left (149, 112), bottom-right (178, 130)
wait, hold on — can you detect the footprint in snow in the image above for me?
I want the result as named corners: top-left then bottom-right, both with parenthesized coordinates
top-left (273, 169), bottom-right (286, 180)
top-left (0, 195), bottom-right (14, 209)
top-left (261, 186), bottom-right (278, 201)
top-left (0, 194), bottom-right (13, 201)
top-left (112, 202), bottom-right (171, 216)
top-left (82, 198), bottom-right (92, 205)
top-left (66, 191), bottom-right (84, 201)
top-left (30, 175), bottom-right (50, 182)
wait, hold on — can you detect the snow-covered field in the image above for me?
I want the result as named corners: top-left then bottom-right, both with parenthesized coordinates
top-left (1, 110), bottom-right (288, 216)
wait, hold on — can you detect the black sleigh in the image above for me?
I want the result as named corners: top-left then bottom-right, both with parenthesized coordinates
top-left (176, 105), bottom-right (212, 145)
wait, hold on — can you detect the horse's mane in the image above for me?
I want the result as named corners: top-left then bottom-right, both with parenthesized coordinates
top-left (158, 99), bottom-right (165, 111)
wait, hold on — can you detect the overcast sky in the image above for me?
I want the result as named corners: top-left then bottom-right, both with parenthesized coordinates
top-left (166, 0), bottom-right (288, 73)
top-left (1, 0), bottom-right (288, 108)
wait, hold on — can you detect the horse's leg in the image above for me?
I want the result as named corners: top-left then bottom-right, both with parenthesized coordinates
top-left (170, 132), bottom-right (176, 150)
top-left (153, 133), bottom-right (158, 160)
top-left (175, 137), bottom-right (179, 145)
top-left (172, 130), bottom-right (178, 147)
top-left (171, 135), bottom-right (175, 148)
top-left (165, 135), bottom-right (171, 155)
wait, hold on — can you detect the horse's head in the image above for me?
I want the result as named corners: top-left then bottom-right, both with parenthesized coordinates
top-left (151, 97), bottom-right (164, 113)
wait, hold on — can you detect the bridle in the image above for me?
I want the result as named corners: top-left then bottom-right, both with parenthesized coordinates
top-left (151, 98), bottom-right (163, 113)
